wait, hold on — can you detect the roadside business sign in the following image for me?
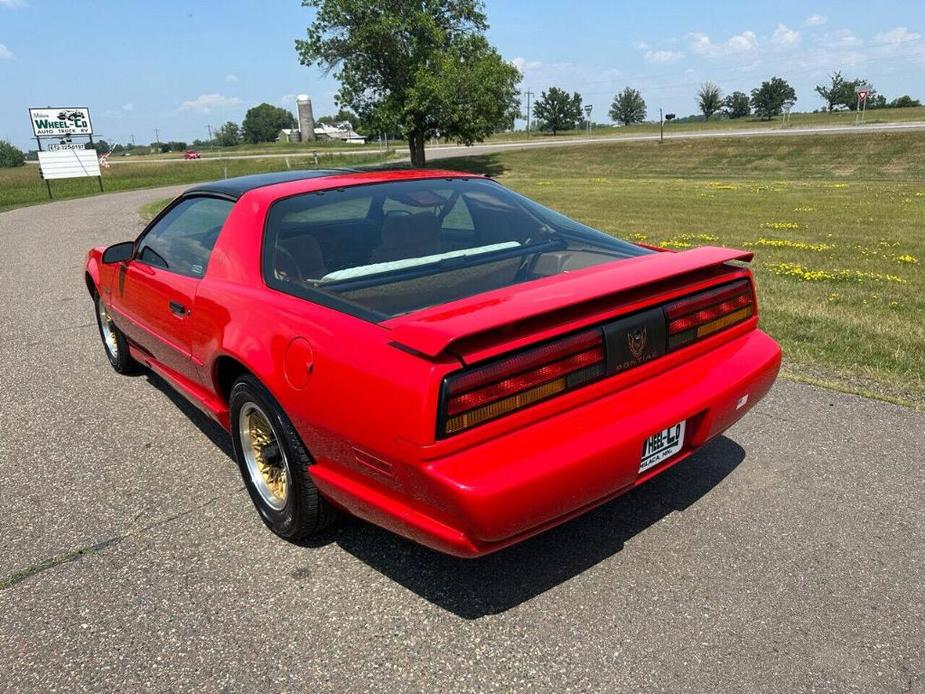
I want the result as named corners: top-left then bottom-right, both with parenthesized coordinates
top-left (29, 105), bottom-right (102, 198)
top-left (28, 107), bottom-right (93, 137)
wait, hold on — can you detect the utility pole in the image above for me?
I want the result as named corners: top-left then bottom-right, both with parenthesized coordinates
top-left (130, 134), bottom-right (135, 146)
top-left (524, 89), bottom-right (534, 137)
top-left (659, 108), bottom-right (664, 144)
top-left (207, 124), bottom-right (214, 152)
top-left (584, 105), bottom-right (593, 137)
top-left (153, 127), bottom-right (160, 147)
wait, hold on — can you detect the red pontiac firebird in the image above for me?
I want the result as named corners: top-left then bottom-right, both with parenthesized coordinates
top-left (85, 169), bottom-right (781, 557)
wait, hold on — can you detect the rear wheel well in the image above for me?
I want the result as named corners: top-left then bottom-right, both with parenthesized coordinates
top-left (213, 356), bottom-right (252, 405)
top-left (85, 272), bottom-right (97, 297)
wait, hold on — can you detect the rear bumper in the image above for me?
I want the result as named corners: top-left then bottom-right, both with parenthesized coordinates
top-left (311, 329), bottom-right (781, 557)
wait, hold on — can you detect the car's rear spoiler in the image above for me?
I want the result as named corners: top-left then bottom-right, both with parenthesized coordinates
top-left (382, 246), bottom-right (753, 359)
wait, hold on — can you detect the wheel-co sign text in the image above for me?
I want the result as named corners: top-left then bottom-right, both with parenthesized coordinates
top-left (29, 107), bottom-right (93, 137)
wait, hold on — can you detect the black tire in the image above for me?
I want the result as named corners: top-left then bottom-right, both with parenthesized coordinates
top-left (93, 291), bottom-right (139, 374)
top-left (229, 374), bottom-right (339, 540)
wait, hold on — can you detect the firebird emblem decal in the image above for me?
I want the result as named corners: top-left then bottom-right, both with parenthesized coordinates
top-left (627, 327), bottom-right (647, 359)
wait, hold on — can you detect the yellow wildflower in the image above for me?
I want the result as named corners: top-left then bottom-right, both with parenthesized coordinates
top-left (751, 238), bottom-right (833, 252)
top-left (765, 262), bottom-right (906, 284)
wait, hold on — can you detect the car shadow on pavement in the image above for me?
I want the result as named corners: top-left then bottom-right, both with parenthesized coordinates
top-left (321, 436), bottom-right (746, 619)
top-left (144, 372), bottom-right (235, 458)
top-left (142, 369), bottom-right (746, 620)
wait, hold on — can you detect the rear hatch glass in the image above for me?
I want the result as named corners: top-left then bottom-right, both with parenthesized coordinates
top-left (262, 177), bottom-right (651, 320)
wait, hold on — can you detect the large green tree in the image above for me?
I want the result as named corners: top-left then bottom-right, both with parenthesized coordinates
top-left (609, 87), bottom-right (647, 126)
top-left (814, 71), bottom-right (875, 111)
top-left (697, 82), bottom-right (723, 121)
top-left (815, 71), bottom-right (848, 112)
top-left (215, 121), bottom-right (242, 147)
top-left (750, 77), bottom-right (796, 120)
top-left (532, 87), bottom-right (583, 135)
top-left (723, 91), bottom-right (751, 119)
top-left (889, 95), bottom-right (922, 108)
top-left (242, 103), bottom-right (297, 143)
top-left (295, 0), bottom-right (521, 166)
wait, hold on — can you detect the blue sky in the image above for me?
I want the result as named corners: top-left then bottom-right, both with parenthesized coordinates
top-left (1, 0), bottom-right (923, 149)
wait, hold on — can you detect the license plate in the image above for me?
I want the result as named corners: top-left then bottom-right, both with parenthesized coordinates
top-left (640, 421), bottom-right (686, 473)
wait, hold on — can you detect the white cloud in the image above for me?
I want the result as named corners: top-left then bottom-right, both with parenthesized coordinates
top-left (634, 41), bottom-right (651, 50)
top-left (511, 56), bottom-right (542, 72)
top-left (644, 49), bottom-right (684, 64)
top-left (689, 30), bottom-right (757, 57)
top-left (121, 103), bottom-right (133, 112)
top-left (804, 14), bottom-right (827, 27)
top-left (875, 27), bottom-right (921, 46)
top-left (178, 93), bottom-right (242, 114)
top-left (826, 29), bottom-right (862, 48)
top-left (225, 73), bottom-right (238, 83)
top-left (0, 42), bottom-right (14, 60)
top-left (771, 24), bottom-right (800, 46)
top-left (0, 0), bottom-right (27, 8)
top-left (278, 93), bottom-right (297, 107)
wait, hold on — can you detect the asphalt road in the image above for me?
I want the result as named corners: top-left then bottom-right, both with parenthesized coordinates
top-left (0, 188), bottom-right (923, 693)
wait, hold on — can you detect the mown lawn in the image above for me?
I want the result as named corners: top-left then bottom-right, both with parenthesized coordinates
top-left (436, 132), bottom-right (925, 407)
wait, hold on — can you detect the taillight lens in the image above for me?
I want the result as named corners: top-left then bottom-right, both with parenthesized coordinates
top-left (440, 327), bottom-right (605, 436)
top-left (666, 279), bottom-right (754, 350)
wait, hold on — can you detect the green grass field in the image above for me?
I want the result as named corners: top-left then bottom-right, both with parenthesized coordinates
top-left (436, 132), bottom-right (925, 407)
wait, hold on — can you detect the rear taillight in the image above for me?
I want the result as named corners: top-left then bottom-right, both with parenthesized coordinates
top-left (438, 277), bottom-right (756, 437)
top-left (440, 327), bottom-right (605, 436)
top-left (666, 279), bottom-right (754, 350)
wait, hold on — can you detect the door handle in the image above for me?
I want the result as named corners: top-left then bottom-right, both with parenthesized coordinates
top-left (168, 300), bottom-right (188, 316)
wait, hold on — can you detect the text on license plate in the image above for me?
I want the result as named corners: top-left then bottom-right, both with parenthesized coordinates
top-left (640, 421), bottom-right (686, 473)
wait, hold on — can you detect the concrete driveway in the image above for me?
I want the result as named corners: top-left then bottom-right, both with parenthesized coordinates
top-left (0, 189), bottom-right (922, 693)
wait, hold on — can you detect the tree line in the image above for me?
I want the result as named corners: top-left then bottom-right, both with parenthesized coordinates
top-left (530, 73), bottom-right (921, 134)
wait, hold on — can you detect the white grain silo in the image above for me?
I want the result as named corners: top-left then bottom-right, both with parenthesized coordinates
top-left (296, 94), bottom-right (316, 142)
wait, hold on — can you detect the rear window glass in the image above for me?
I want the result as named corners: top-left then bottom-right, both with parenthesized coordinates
top-left (262, 177), bottom-right (651, 320)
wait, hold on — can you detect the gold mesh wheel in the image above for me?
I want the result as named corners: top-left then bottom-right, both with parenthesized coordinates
top-left (238, 402), bottom-right (289, 510)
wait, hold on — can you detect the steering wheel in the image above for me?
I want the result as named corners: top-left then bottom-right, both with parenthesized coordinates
top-left (273, 245), bottom-right (302, 283)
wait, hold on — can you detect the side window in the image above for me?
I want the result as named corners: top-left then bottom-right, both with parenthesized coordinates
top-left (136, 197), bottom-right (234, 278)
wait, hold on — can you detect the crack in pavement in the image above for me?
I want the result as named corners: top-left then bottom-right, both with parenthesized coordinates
top-left (0, 493), bottom-right (228, 591)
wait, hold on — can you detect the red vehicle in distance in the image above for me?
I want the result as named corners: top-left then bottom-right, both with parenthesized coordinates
top-left (85, 169), bottom-right (781, 557)
top-left (183, 150), bottom-right (201, 160)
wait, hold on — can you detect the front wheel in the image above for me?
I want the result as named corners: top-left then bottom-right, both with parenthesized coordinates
top-left (94, 291), bottom-right (138, 374)
top-left (229, 375), bottom-right (339, 540)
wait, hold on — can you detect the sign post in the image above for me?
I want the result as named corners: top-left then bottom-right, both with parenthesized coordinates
top-left (28, 106), bottom-right (102, 197)
top-left (855, 84), bottom-right (871, 125)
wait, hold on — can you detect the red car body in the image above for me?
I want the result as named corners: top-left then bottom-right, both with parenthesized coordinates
top-left (183, 150), bottom-right (201, 160)
top-left (86, 169), bottom-right (781, 557)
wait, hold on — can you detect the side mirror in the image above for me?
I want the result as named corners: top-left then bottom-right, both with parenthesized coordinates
top-left (102, 241), bottom-right (134, 264)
